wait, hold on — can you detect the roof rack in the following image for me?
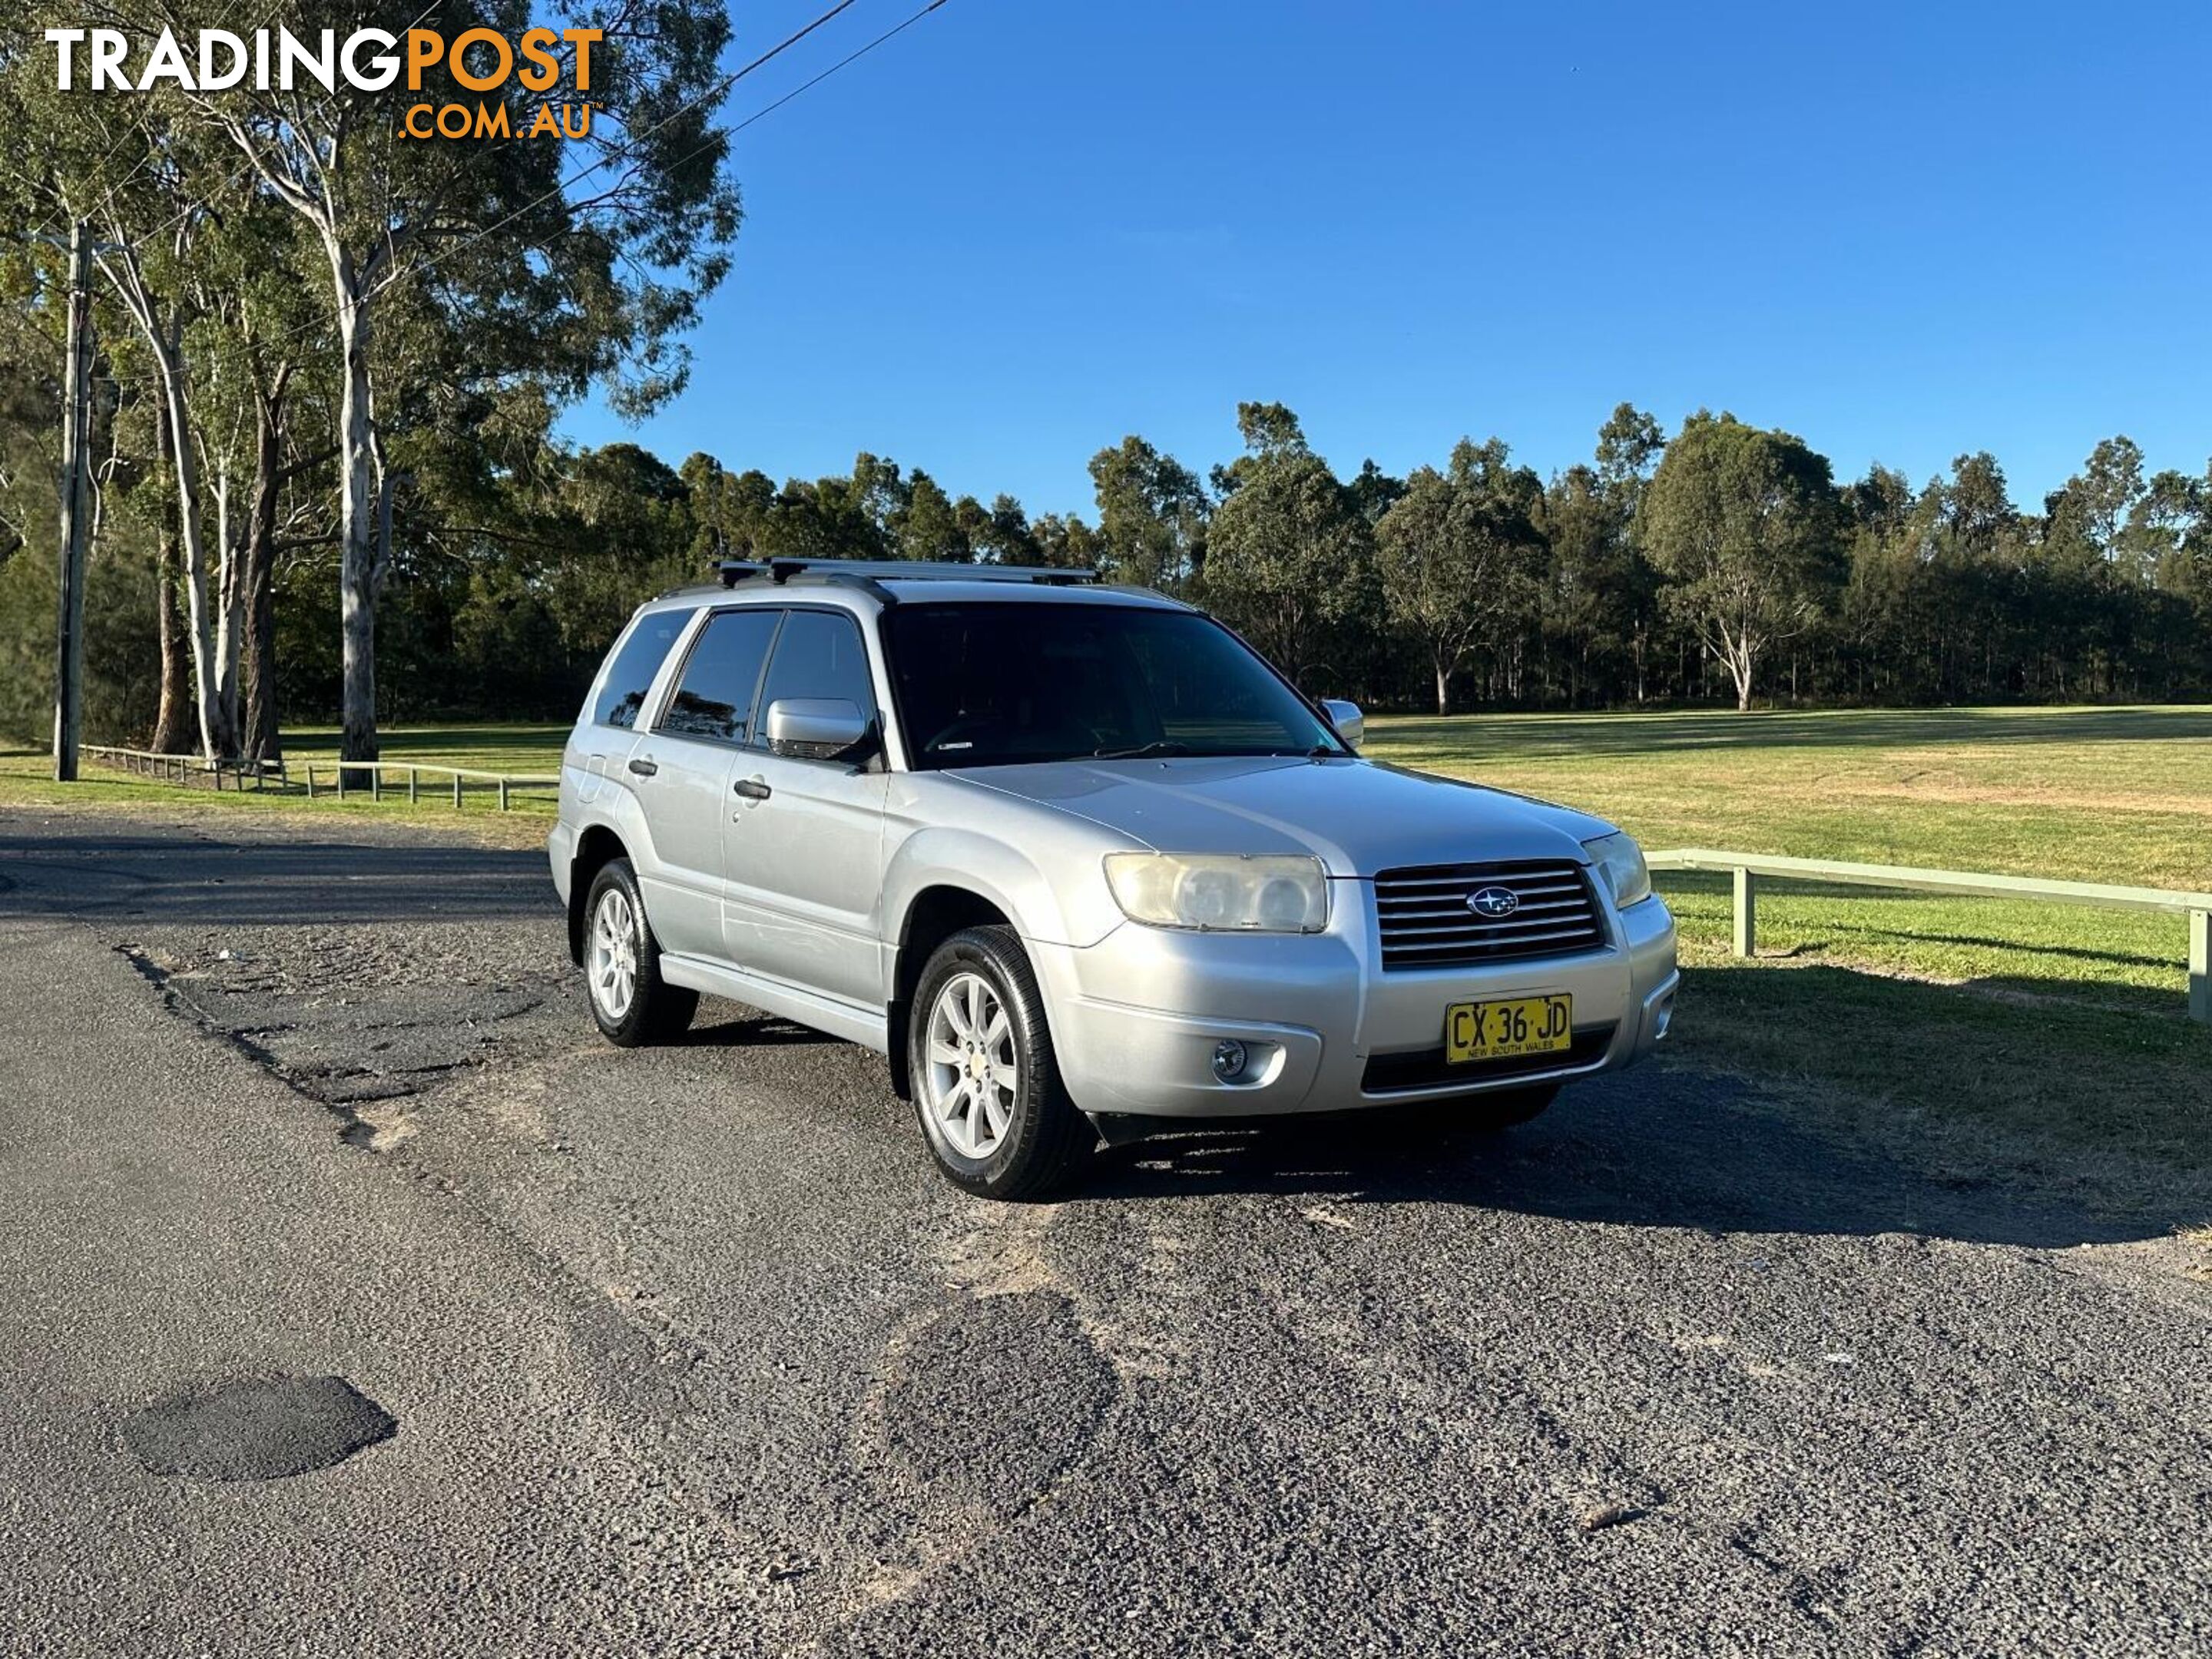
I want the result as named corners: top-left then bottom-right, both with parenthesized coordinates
top-left (715, 558), bottom-right (1101, 591)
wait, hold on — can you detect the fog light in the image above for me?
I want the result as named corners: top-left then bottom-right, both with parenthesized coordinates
top-left (1210, 1039), bottom-right (1249, 1081)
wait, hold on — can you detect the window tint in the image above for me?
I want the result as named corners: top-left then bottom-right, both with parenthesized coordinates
top-left (880, 603), bottom-right (1340, 769)
top-left (752, 611), bottom-right (876, 744)
top-left (658, 608), bottom-right (780, 744)
top-left (592, 609), bottom-right (691, 729)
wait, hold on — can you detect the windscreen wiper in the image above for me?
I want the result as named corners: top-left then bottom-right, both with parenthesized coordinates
top-left (1091, 740), bottom-right (1196, 759)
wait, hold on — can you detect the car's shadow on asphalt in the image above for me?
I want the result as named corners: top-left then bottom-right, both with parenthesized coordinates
top-left (679, 1013), bottom-right (830, 1050)
top-left (1080, 1065), bottom-right (2182, 1251)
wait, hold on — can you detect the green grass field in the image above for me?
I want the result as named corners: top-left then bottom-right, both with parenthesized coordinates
top-left (1367, 707), bottom-right (2212, 1210)
top-left (6, 705), bottom-right (2207, 1210)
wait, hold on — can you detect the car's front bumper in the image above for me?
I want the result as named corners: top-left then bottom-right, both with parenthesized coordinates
top-left (1029, 883), bottom-right (1677, 1120)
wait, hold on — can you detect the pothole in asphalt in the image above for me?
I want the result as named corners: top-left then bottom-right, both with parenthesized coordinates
top-left (122, 1375), bottom-right (397, 1482)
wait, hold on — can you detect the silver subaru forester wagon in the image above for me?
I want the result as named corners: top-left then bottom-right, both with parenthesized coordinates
top-left (550, 559), bottom-right (1677, 1197)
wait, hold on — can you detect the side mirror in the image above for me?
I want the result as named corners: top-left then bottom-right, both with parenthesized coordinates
top-left (1320, 698), bottom-right (1364, 752)
top-left (766, 697), bottom-right (872, 762)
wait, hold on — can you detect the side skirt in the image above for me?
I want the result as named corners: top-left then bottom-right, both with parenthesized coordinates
top-left (657, 953), bottom-right (891, 1054)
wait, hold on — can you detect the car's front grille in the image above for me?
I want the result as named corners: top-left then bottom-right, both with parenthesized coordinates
top-left (1362, 1023), bottom-right (1618, 1094)
top-left (1372, 859), bottom-right (1608, 971)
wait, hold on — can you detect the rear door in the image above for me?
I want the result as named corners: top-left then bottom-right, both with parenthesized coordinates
top-left (630, 606), bottom-right (780, 960)
top-left (724, 608), bottom-right (891, 1008)
top-left (569, 607), bottom-right (691, 807)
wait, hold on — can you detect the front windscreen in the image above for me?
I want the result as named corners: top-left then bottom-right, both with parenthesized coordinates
top-left (880, 601), bottom-right (1345, 770)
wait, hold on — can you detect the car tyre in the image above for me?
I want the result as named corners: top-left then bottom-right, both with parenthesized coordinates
top-left (909, 926), bottom-right (1091, 1200)
top-left (582, 857), bottom-right (697, 1047)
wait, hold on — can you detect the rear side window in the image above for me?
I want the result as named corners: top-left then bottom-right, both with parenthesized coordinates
top-left (659, 608), bottom-right (780, 744)
top-left (593, 611), bottom-right (690, 730)
top-left (751, 610), bottom-right (876, 746)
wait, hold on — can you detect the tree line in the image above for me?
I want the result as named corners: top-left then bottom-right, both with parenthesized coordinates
top-left (8, 374), bottom-right (2212, 750)
top-left (2, 7), bottom-right (2208, 751)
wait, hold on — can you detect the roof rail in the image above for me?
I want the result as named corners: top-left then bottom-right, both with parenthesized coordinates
top-left (714, 557), bottom-right (1101, 590)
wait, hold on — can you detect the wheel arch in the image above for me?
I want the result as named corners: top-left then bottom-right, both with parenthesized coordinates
top-left (885, 884), bottom-right (1015, 1100)
top-left (567, 822), bottom-right (632, 965)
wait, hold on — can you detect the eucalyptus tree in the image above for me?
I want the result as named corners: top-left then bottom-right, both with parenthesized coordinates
top-left (964, 493), bottom-right (1044, 566)
top-left (1634, 412), bottom-right (1846, 711)
top-left (1028, 512), bottom-right (1104, 571)
top-left (1375, 438), bottom-right (1546, 714)
top-left (893, 470), bottom-right (972, 562)
top-left (180, 0), bottom-right (741, 769)
top-left (1088, 435), bottom-right (1207, 589)
top-left (0, 46), bottom-right (257, 757)
top-left (1203, 402), bottom-right (1375, 686)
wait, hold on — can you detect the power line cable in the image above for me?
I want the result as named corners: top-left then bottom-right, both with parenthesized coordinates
top-left (350, 0), bottom-right (871, 309)
top-left (93, 0), bottom-right (951, 386)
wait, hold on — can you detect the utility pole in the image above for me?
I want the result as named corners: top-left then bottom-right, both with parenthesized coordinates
top-left (52, 220), bottom-right (94, 783)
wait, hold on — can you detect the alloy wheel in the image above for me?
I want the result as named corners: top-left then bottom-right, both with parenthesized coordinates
top-left (589, 886), bottom-right (638, 1020)
top-left (923, 970), bottom-right (1018, 1159)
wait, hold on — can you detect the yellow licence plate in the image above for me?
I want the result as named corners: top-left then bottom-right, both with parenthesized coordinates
top-left (1445, 994), bottom-right (1574, 1063)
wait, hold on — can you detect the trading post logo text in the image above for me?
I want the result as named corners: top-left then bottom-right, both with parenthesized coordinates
top-left (41, 26), bottom-right (601, 140)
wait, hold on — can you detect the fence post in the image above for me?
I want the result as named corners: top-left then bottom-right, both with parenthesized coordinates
top-left (1732, 867), bottom-right (1757, 959)
top-left (409, 767), bottom-right (419, 804)
top-left (2191, 909), bottom-right (2210, 1026)
top-left (370, 766), bottom-right (381, 802)
top-left (305, 764), bottom-right (316, 800)
top-left (453, 773), bottom-right (463, 809)
top-left (336, 763), bottom-right (346, 801)
top-left (498, 777), bottom-right (510, 811)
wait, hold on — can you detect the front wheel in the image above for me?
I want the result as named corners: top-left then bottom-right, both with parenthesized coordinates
top-left (583, 858), bottom-right (697, 1047)
top-left (908, 926), bottom-right (1091, 1200)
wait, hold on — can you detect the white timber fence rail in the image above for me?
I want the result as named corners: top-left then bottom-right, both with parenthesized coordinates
top-left (1646, 849), bottom-right (2212, 1026)
top-left (81, 745), bottom-right (555, 813)
top-left (82, 744), bottom-right (288, 791)
top-left (303, 760), bottom-right (558, 811)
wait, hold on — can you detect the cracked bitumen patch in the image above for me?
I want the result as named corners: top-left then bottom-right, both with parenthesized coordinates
top-left (120, 939), bottom-right (575, 1118)
top-left (121, 1375), bottom-right (399, 1482)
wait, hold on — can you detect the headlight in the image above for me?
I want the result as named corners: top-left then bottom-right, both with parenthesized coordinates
top-left (1582, 831), bottom-right (1652, 908)
top-left (1103, 853), bottom-right (1330, 933)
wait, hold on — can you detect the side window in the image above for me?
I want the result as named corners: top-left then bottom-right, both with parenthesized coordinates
top-left (752, 611), bottom-right (877, 747)
top-left (657, 608), bottom-right (780, 744)
top-left (592, 609), bottom-right (691, 730)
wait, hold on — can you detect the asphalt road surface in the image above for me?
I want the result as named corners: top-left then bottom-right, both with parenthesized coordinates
top-left (3, 810), bottom-right (2208, 1657)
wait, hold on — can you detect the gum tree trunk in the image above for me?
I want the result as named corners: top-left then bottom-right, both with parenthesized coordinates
top-left (150, 412), bottom-right (193, 753)
top-left (332, 260), bottom-right (379, 783)
top-left (242, 367), bottom-right (289, 765)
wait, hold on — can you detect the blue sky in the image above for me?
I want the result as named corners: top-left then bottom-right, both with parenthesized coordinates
top-left (565, 0), bottom-right (2212, 517)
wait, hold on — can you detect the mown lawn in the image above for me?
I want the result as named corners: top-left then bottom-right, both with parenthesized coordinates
top-left (0, 727), bottom-right (565, 849)
top-left (1366, 705), bottom-right (2212, 1210)
top-left (284, 723), bottom-right (570, 780)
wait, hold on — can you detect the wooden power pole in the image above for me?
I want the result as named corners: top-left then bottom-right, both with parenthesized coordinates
top-left (52, 220), bottom-right (94, 783)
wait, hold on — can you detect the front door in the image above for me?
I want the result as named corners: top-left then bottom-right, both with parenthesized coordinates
top-left (724, 608), bottom-right (890, 1009)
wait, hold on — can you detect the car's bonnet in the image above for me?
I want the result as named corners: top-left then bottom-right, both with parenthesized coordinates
top-left (945, 757), bottom-right (1611, 877)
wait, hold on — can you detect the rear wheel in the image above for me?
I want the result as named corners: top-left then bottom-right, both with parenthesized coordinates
top-left (909, 926), bottom-right (1091, 1200)
top-left (583, 858), bottom-right (697, 1047)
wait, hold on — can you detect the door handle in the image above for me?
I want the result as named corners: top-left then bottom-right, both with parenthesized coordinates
top-left (733, 777), bottom-right (772, 802)
top-left (628, 756), bottom-right (659, 777)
